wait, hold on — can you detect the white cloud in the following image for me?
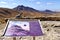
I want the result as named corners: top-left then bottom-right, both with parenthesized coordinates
top-left (12, 3), bottom-right (17, 5)
top-left (36, 2), bottom-right (41, 4)
top-left (47, 2), bottom-right (54, 5)
top-left (0, 5), bottom-right (10, 8)
top-left (0, 1), bottom-right (7, 4)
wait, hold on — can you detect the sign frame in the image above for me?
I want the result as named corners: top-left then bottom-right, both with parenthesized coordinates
top-left (3, 19), bottom-right (44, 37)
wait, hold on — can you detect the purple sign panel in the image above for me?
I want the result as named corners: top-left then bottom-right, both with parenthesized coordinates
top-left (4, 20), bottom-right (43, 36)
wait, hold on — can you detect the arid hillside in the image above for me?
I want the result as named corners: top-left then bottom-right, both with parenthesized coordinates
top-left (0, 8), bottom-right (20, 23)
top-left (0, 5), bottom-right (60, 23)
top-left (13, 5), bottom-right (60, 21)
top-left (0, 8), bottom-right (19, 18)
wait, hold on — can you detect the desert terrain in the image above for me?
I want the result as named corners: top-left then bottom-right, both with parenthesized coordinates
top-left (0, 5), bottom-right (60, 40)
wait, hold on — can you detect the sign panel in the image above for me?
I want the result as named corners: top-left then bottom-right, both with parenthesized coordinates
top-left (3, 20), bottom-right (43, 36)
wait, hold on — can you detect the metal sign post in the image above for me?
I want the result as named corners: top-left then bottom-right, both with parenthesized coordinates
top-left (13, 37), bottom-right (16, 40)
top-left (33, 37), bottom-right (35, 40)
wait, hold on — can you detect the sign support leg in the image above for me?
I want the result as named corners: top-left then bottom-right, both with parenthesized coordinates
top-left (33, 37), bottom-right (35, 40)
top-left (13, 37), bottom-right (16, 40)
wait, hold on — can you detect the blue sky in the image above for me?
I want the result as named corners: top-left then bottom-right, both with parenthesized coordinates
top-left (0, 0), bottom-right (60, 11)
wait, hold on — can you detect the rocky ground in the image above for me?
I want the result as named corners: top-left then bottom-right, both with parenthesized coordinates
top-left (0, 21), bottom-right (60, 40)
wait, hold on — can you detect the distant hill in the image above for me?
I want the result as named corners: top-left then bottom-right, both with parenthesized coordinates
top-left (13, 5), bottom-right (40, 12)
top-left (0, 8), bottom-right (20, 18)
top-left (44, 10), bottom-right (55, 13)
top-left (0, 8), bottom-right (20, 23)
top-left (13, 5), bottom-right (60, 18)
top-left (0, 5), bottom-right (60, 23)
top-left (44, 10), bottom-right (53, 12)
top-left (13, 5), bottom-right (47, 18)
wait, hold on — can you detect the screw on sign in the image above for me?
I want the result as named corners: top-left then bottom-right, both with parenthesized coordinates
top-left (3, 19), bottom-right (44, 40)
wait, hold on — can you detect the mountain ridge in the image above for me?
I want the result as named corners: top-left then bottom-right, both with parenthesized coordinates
top-left (0, 5), bottom-right (60, 23)
top-left (13, 5), bottom-right (41, 12)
